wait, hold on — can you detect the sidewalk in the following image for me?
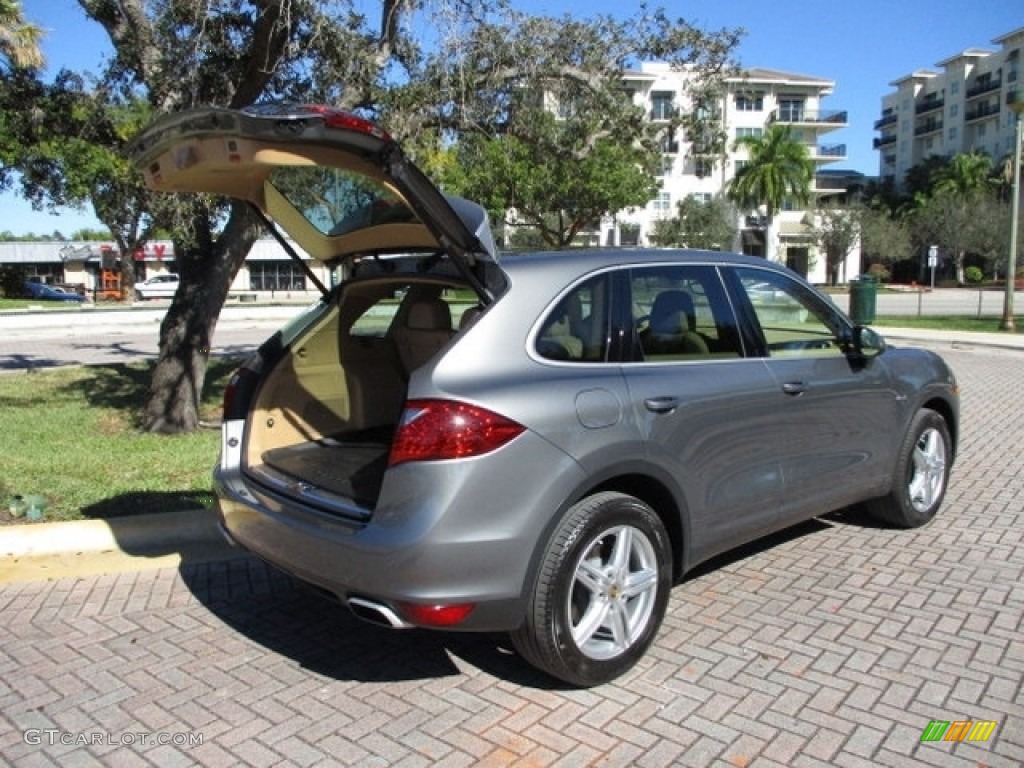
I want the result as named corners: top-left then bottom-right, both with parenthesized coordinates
top-left (881, 325), bottom-right (1024, 352)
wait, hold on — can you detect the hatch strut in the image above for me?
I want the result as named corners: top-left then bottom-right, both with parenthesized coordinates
top-left (248, 203), bottom-right (330, 299)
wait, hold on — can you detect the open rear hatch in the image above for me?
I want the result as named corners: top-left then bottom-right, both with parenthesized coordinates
top-left (128, 104), bottom-right (498, 293)
top-left (129, 105), bottom-right (501, 517)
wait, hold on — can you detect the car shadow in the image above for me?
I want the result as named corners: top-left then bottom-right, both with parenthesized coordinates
top-left (177, 555), bottom-right (561, 687)
top-left (170, 510), bottom-right (889, 689)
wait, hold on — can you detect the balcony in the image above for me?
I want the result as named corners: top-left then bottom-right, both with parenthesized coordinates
top-left (873, 135), bottom-right (897, 149)
top-left (814, 143), bottom-right (847, 161)
top-left (915, 97), bottom-right (944, 115)
top-left (965, 102), bottom-right (1001, 122)
top-left (966, 76), bottom-right (1002, 99)
top-left (874, 113), bottom-right (897, 129)
top-left (914, 119), bottom-right (942, 137)
top-left (770, 109), bottom-right (848, 126)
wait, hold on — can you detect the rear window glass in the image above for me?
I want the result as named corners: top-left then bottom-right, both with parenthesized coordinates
top-left (268, 167), bottom-right (416, 237)
top-left (536, 275), bottom-right (610, 362)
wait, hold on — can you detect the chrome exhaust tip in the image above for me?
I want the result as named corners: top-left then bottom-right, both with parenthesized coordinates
top-left (347, 597), bottom-right (413, 629)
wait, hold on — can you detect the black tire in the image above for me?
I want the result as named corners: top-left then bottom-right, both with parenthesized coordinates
top-left (512, 491), bottom-right (672, 687)
top-left (865, 408), bottom-right (952, 528)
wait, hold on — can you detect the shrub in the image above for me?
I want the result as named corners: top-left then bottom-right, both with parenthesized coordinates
top-left (0, 265), bottom-right (27, 298)
top-left (866, 263), bottom-right (891, 283)
top-left (964, 266), bottom-right (984, 284)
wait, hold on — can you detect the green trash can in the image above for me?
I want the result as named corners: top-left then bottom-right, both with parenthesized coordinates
top-left (849, 275), bottom-right (877, 325)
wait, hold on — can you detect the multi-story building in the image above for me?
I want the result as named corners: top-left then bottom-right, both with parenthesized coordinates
top-left (607, 62), bottom-right (856, 283)
top-left (875, 26), bottom-right (1024, 190)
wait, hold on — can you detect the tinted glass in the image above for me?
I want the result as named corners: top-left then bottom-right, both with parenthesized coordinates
top-left (536, 274), bottom-right (610, 362)
top-left (735, 268), bottom-right (846, 358)
top-left (630, 265), bottom-right (741, 361)
top-left (268, 167), bottom-right (416, 237)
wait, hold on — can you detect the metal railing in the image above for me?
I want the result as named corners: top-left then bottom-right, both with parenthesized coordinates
top-left (771, 108), bottom-right (848, 125)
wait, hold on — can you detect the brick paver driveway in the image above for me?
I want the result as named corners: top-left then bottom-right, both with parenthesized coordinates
top-left (1, 345), bottom-right (1021, 767)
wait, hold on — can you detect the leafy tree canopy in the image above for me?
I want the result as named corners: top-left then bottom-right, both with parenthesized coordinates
top-left (649, 195), bottom-right (736, 250)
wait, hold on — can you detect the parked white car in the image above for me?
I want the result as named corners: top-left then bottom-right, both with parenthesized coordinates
top-left (134, 273), bottom-right (179, 300)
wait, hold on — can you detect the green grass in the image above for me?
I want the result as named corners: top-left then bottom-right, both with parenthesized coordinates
top-left (0, 360), bottom-right (238, 524)
top-left (873, 315), bottom-right (1023, 333)
top-left (0, 298), bottom-right (85, 310)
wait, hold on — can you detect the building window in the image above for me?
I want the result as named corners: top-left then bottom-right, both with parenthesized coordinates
top-left (657, 155), bottom-right (674, 177)
top-left (652, 191), bottom-right (672, 213)
top-left (651, 91), bottom-right (675, 120)
top-left (249, 261), bottom-right (307, 292)
top-left (735, 126), bottom-right (763, 140)
top-left (695, 158), bottom-right (714, 178)
top-left (734, 93), bottom-right (764, 111)
top-left (778, 99), bottom-right (805, 122)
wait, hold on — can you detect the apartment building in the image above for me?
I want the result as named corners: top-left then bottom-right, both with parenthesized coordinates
top-left (875, 27), bottom-right (1024, 189)
top-left (610, 62), bottom-right (856, 283)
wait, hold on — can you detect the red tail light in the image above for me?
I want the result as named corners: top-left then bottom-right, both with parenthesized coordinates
top-left (304, 105), bottom-right (392, 139)
top-left (388, 399), bottom-right (525, 466)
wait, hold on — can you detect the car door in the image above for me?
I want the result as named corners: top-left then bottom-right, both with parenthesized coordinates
top-left (727, 266), bottom-right (902, 524)
top-left (619, 263), bottom-right (788, 564)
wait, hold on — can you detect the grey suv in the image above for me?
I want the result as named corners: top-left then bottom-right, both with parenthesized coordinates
top-left (130, 105), bottom-right (959, 687)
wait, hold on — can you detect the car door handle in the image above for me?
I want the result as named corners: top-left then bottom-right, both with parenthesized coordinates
top-left (644, 396), bottom-right (680, 413)
top-left (782, 381), bottom-right (807, 396)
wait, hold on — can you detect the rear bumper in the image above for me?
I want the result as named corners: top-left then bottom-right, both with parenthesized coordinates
top-left (213, 432), bottom-right (585, 633)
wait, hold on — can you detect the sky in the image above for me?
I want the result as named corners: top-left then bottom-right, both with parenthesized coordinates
top-left (2, 0), bottom-right (1021, 236)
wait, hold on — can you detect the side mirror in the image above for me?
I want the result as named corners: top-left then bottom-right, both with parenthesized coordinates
top-left (850, 326), bottom-right (886, 359)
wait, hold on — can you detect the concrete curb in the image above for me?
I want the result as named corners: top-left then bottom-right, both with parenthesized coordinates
top-left (0, 508), bottom-right (224, 557)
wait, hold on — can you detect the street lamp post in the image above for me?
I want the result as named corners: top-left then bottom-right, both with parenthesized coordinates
top-left (1002, 94), bottom-right (1024, 332)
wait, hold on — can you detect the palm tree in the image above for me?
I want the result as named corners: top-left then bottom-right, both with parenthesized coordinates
top-left (931, 151), bottom-right (997, 284)
top-left (0, 0), bottom-right (44, 70)
top-left (933, 151), bottom-right (995, 198)
top-left (726, 124), bottom-right (814, 261)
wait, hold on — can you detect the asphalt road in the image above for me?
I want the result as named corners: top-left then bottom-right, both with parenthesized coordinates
top-left (0, 303), bottom-right (306, 371)
top-left (0, 288), bottom-right (1021, 372)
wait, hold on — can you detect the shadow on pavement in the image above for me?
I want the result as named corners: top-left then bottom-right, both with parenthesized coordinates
top-left (178, 557), bottom-right (560, 687)
top-left (0, 354), bottom-right (68, 371)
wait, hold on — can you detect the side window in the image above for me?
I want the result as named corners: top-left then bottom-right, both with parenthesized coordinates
top-left (735, 268), bottom-right (846, 358)
top-left (631, 265), bottom-right (742, 361)
top-left (537, 275), bottom-right (610, 362)
top-left (348, 286), bottom-right (407, 338)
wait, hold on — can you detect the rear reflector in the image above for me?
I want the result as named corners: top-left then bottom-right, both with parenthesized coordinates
top-left (396, 602), bottom-right (475, 627)
top-left (388, 399), bottom-right (525, 466)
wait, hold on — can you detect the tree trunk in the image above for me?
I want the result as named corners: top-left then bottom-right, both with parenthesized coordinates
top-left (143, 202), bottom-right (260, 433)
top-left (955, 250), bottom-right (966, 285)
